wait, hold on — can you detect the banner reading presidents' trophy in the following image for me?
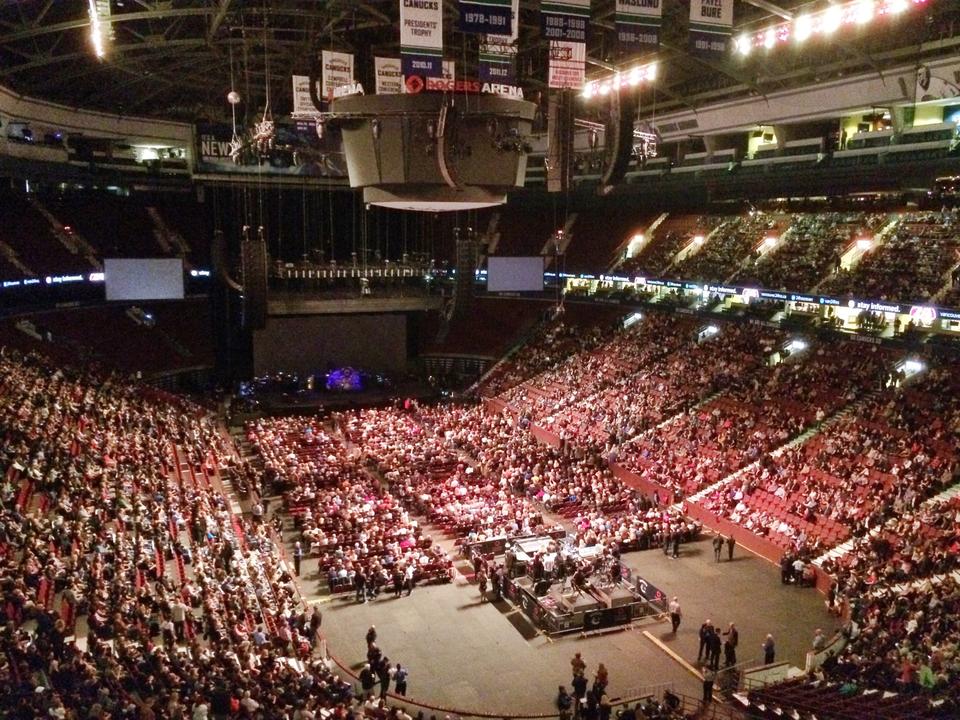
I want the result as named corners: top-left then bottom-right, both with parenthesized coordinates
top-left (616, 0), bottom-right (661, 53)
top-left (541, 0), bottom-right (590, 43)
top-left (321, 50), bottom-right (355, 99)
top-left (375, 57), bottom-right (404, 94)
top-left (480, 0), bottom-right (518, 83)
top-left (458, 0), bottom-right (514, 35)
top-left (400, 0), bottom-right (444, 77)
top-left (688, 0), bottom-right (733, 58)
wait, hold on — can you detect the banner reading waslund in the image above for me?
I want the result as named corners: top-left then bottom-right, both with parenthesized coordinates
top-left (375, 57), bottom-right (403, 94)
top-left (548, 40), bottom-right (585, 90)
top-left (616, 0), bottom-right (661, 53)
top-left (541, 0), bottom-right (590, 43)
top-left (459, 0), bottom-right (514, 35)
top-left (321, 50), bottom-right (355, 99)
top-left (688, 0), bottom-right (733, 58)
top-left (400, 0), bottom-right (444, 77)
top-left (479, 0), bottom-right (518, 84)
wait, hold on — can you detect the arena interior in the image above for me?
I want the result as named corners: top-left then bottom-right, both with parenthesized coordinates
top-left (3, 1), bottom-right (960, 719)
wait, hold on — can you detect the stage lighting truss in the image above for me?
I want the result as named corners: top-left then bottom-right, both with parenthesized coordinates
top-left (734, 0), bottom-right (929, 57)
top-left (581, 63), bottom-right (657, 101)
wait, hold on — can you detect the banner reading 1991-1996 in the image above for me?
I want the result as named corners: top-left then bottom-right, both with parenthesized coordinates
top-left (541, 0), bottom-right (591, 43)
top-left (688, 0), bottom-right (733, 58)
top-left (459, 0), bottom-right (514, 35)
top-left (616, 0), bottom-right (661, 53)
top-left (400, 0), bottom-right (444, 77)
top-left (479, 0), bottom-right (518, 84)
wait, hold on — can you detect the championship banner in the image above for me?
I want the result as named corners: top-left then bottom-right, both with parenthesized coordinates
top-left (400, 0), bottom-right (444, 77)
top-left (458, 0), bottom-right (513, 35)
top-left (689, 0), bottom-right (733, 58)
top-left (291, 75), bottom-right (320, 117)
top-left (480, 0), bottom-right (518, 83)
top-left (321, 50), bottom-right (354, 99)
top-left (548, 40), bottom-right (585, 90)
top-left (616, 0), bottom-right (661, 53)
top-left (541, 0), bottom-right (590, 43)
top-left (375, 57), bottom-right (403, 94)
top-left (442, 60), bottom-right (456, 81)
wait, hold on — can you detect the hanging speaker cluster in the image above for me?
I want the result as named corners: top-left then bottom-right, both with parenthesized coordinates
top-left (599, 87), bottom-right (639, 195)
top-left (241, 228), bottom-right (268, 330)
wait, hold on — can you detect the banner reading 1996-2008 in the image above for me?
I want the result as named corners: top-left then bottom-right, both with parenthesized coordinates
top-left (616, 0), bottom-right (661, 53)
top-left (400, 0), bottom-right (444, 77)
top-left (541, 0), bottom-right (590, 43)
top-left (479, 0), bottom-right (518, 84)
top-left (459, 0), bottom-right (514, 35)
top-left (689, 0), bottom-right (733, 58)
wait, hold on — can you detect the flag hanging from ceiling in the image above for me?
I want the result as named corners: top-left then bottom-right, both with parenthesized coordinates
top-left (689, 0), bottom-right (733, 58)
top-left (479, 0), bottom-right (519, 84)
top-left (458, 0), bottom-right (514, 35)
top-left (400, 0), bottom-right (444, 77)
top-left (375, 57), bottom-right (404, 94)
top-left (616, 0), bottom-right (661, 53)
top-left (541, 0), bottom-right (590, 43)
top-left (321, 51), bottom-right (355, 99)
top-left (548, 40), bottom-right (586, 89)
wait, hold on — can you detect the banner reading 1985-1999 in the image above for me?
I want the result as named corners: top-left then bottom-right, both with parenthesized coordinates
top-left (616, 0), bottom-right (661, 53)
top-left (459, 0), bottom-right (514, 35)
top-left (479, 0), bottom-right (519, 84)
top-left (400, 0), bottom-right (444, 77)
top-left (541, 0), bottom-right (591, 43)
top-left (688, 0), bottom-right (733, 58)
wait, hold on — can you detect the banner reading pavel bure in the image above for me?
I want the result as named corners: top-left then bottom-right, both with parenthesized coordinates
top-left (375, 57), bottom-right (403, 94)
top-left (616, 0), bottom-right (661, 53)
top-left (400, 0), bottom-right (444, 77)
top-left (688, 0), bottom-right (733, 58)
top-left (458, 0), bottom-right (514, 35)
top-left (321, 50), bottom-right (354, 99)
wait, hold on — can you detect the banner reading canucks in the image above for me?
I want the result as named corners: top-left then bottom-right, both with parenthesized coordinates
top-left (479, 0), bottom-right (519, 83)
top-left (459, 0), bottom-right (513, 35)
top-left (541, 0), bottom-right (590, 43)
top-left (688, 0), bottom-right (733, 58)
top-left (400, 0), bottom-right (444, 77)
top-left (616, 0), bottom-right (661, 53)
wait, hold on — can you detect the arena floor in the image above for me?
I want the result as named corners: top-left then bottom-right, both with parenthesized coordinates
top-left (282, 516), bottom-right (836, 717)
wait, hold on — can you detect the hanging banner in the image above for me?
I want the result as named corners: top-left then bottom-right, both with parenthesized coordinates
top-left (458, 0), bottom-right (514, 35)
top-left (548, 40), bottom-right (585, 90)
top-left (443, 60), bottom-right (456, 81)
top-left (541, 0), bottom-right (590, 43)
top-left (689, 0), bottom-right (733, 58)
top-left (321, 50), bottom-right (355, 99)
top-left (616, 0), bottom-right (661, 53)
top-left (400, 0), bottom-right (444, 77)
top-left (291, 75), bottom-right (321, 117)
top-left (375, 57), bottom-right (404, 94)
top-left (479, 0), bottom-right (519, 84)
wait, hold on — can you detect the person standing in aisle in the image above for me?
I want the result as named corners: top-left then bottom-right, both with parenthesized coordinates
top-left (726, 535), bottom-right (736, 561)
top-left (712, 535), bottom-right (723, 562)
top-left (701, 666), bottom-right (716, 704)
top-left (293, 542), bottom-right (303, 577)
top-left (394, 664), bottom-right (408, 696)
top-left (762, 634), bottom-right (776, 665)
top-left (668, 597), bottom-right (682, 633)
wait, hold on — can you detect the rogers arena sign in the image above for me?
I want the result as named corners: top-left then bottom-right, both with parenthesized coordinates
top-left (411, 76), bottom-right (525, 98)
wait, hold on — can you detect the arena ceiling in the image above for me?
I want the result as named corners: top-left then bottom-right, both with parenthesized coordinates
top-left (0, 0), bottom-right (958, 122)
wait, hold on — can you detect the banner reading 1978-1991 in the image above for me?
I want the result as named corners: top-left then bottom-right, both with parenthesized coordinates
top-left (541, 0), bottom-right (591, 43)
top-left (459, 0), bottom-right (514, 35)
top-left (479, 0), bottom-right (518, 84)
top-left (616, 0), bottom-right (661, 53)
top-left (689, 0), bottom-right (733, 58)
top-left (400, 0), bottom-right (444, 77)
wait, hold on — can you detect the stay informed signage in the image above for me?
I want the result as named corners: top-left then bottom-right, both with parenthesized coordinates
top-left (458, 0), bottom-right (514, 35)
top-left (400, 0), bottom-right (444, 77)
top-left (616, 0), bottom-right (661, 53)
top-left (541, 0), bottom-right (591, 43)
top-left (688, 0), bottom-right (733, 58)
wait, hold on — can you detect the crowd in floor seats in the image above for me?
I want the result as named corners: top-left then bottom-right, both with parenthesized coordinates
top-left (820, 210), bottom-right (960, 303)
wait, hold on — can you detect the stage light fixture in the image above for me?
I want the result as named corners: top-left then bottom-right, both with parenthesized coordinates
top-left (736, 34), bottom-right (752, 55)
top-left (88, 0), bottom-right (106, 58)
top-left (794, 14), bottom-right (813, 41)
top-left (581, 61), bottom-right (658, 100)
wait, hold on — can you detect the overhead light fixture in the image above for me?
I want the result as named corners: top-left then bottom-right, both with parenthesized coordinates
top-left (736, 34), bottom-right (752, 56)
top-left (88, 0), bottom-right (106, 58)
top-left (581, 60), bottom-right (658, 100)
top-left (794, 14), bottom-right (814, 42)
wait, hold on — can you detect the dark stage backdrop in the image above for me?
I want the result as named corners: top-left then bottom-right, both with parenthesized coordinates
top-left (253, 313), bottom-right (407, 375)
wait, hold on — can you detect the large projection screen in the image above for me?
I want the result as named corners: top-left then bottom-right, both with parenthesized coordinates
top-left (487, 256), bottom-right (545, 292)
top-left (105, 258), bottom-right (185, 301)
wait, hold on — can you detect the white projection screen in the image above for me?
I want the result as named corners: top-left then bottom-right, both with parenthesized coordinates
top-left (487, 256), bottom-right (545, 292)
top-left (105, 258), bottom-right (185, 301)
